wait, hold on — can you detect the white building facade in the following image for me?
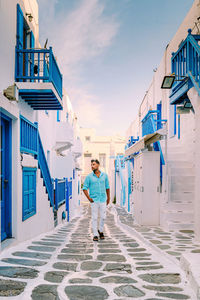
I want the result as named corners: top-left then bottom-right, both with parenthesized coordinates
top-left (0, 0), bottom-right (82, 250)
top-left (115, 0), bottom-right (200, 240)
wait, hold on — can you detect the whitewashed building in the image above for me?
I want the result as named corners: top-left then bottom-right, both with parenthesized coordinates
top-left (0, 0), bottom-right (82, 250)
top-left (115, 0), bottom-right (200, 241)
top-left (79, 128), bottom-right (125, 203)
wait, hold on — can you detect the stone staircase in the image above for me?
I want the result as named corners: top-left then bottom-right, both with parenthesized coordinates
top-left (161, 136), bottom-right (195, 231)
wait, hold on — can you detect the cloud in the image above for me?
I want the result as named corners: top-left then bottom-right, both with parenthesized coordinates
top-left (37, 0), bottom-right (119, 129)
top-left (38, 0), bottom-right (119, 76)
top-left (67, 86), bottom-right (102, 128)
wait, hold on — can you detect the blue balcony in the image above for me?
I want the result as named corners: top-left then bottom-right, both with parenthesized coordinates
top-left (170, 29), bottom-right (200, 105)
top-left (15, 47), bottom-right (63, 110)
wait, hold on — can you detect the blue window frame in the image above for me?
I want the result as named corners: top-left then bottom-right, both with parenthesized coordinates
top-left (1, 113), bottom-right (12, 241)
top-left (22, 167), bottom-right (37, 221)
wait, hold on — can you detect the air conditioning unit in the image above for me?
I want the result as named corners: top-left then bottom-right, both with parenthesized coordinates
top-left (3, 84), bottom-right (18, 101)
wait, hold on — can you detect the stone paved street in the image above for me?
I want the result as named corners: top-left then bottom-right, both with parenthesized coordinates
top-left (115, 207), bottom-right (200, 262)
top-left (0, 205), bottom-right (197, 299)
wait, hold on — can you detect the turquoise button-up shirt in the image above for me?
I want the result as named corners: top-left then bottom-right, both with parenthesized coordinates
top-left (83, 171), bottom-right (110, 203)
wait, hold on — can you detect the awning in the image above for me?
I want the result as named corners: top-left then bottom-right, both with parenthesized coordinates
top-left (53, 142), bottom-right (73, 156)
top-left (125, 131), bottom-right (163, 157)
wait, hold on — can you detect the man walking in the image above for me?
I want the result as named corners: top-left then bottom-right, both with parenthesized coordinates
top-left (83, 159), bottom-right (110, 241)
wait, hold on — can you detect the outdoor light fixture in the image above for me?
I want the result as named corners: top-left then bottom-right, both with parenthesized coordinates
top-left (26, 13), bottom-right (33, 22)
top-left (161, 75), bottom-right (175, 89)
top-left (183, 100), bottom-right (192, 109)
top-left (161, 73), bottom-right (189, 89)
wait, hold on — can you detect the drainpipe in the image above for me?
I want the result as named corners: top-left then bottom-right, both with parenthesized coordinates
top-left (187, 87), bottom-right (200, 241)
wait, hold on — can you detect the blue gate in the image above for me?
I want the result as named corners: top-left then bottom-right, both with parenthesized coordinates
top-left (1, 114), bottom-right (12, 242)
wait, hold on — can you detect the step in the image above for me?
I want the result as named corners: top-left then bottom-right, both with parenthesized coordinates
top-left (161, 210), bottom-right (194, 222)
top-left (165, 220), bottom-right (194, 231)
top-left (180, 253), bottom-right (200, 299)
top-left (171, 175), bottom-right (195, 183)
top-left (170, 192), bottom-right (195, 201)
top-left (170, 179), bottom-right (194, 192)
top-left (161, 201), bottom-right (193, 211)
top-left (167, 153), bottom-right (188, 160)
top-left (170, 167), bottom-right (195, 176)
top-left (168, 161), bottom-right (194, 168)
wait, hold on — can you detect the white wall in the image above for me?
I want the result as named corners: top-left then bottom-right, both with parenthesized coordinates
top-left (0, 0), bottom-right (38, 92)
top-left (126, 0), bottom-right (199, 144)
top-left (0, 0), bottom-right (83, 247)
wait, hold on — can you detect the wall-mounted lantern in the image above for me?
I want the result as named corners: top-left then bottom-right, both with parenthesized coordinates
top-left (26, 13), bottom-right (33, 22)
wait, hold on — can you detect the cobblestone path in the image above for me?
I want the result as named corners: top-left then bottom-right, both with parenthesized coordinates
top-left (0, 205), bottom-right (196, 299)
top-left (115, 206), bottom-right (200, 262)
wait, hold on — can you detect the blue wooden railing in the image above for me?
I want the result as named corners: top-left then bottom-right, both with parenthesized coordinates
top-left (55, 178), bottom-right (66, 210)
top-left (171, 29), bottom-right (200, 96)
top-left (65, 178), bottom-right (72, 221)
top-left (20, 115), bottom-right (38, 155)
top-left (20, 116), bottom-right (54, 207)
top-left (19, 116), bottom-right (75, 214)
top-left (15, 47), bottom-right (63, 99)
top-left (142, 109), bottom-right (167, 182)
top-left (127, 136), bottom-right (139, 148)
top-left (38, 133), bottom-right (54, 207)
top-left (68, 178), bottom-right (72, 199)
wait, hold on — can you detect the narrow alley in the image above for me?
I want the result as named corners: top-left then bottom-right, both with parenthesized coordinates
top-left (0, 205), bottom-right (196, 300)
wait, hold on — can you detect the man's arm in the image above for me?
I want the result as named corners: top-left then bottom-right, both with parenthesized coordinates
top-left (105, 174), bottom-right (110, 205)
top-left (83, 176), bottom-right (94, 203)
top-left (83, 189), bottom-right (94, 203)
top-left (106, 189), bottom-right (110, 205)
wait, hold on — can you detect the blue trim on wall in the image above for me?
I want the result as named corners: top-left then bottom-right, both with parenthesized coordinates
top-left (174, 105), bottom-right (177, 136)
top-left (178, 114), bottom-right (180, 139)
top-left (127, 160), bottom-right (132, 213)
top-left (57, 110), bottom-right (61, 122)
top-left (0, 113), bottom-right (12, 241)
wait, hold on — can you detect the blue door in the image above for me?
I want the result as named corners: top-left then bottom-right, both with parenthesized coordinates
top-left (1, 115), bottom-right (12, 241)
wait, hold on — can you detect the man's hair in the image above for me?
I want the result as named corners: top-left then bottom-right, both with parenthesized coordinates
top-left (91, 159), bottom-right (100, 165)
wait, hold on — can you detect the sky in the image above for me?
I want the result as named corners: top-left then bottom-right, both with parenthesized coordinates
top-left (37, 0), bottom-right (194, 136)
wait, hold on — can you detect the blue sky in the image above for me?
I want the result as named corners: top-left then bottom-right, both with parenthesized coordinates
top-left (38, 0), bottom-right (194, 136)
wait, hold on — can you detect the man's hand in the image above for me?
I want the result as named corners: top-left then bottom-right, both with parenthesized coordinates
top-left (106, 198), bottom-right (110, 206)
top-left (89, 197), bottom-right (94, 203)
top-left (83, 190), bottom-right (94, 203)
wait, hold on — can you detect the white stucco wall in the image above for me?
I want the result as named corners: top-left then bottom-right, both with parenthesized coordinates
top-left (0, 0), bottom-right (83, 247)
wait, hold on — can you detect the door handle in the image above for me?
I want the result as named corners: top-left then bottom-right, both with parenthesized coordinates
top-left (4, 179), bottom-right (8, 188)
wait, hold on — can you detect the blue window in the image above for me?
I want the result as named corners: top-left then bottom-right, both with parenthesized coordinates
top-left (22, 167), bottom-right (36, 221)
top-left (73, 169), bottom-right (75, 179)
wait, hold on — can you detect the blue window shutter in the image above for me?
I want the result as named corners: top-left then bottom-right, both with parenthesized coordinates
top-left (16, 4), bottom-right (24, 81)
top-left (16, 4), bottom-right (24, 49)
top-left (22, 168), bottom-right (36, 221)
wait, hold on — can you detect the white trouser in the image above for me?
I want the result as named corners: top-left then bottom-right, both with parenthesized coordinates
top-left (91, 202), bottom-right (107, 236)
